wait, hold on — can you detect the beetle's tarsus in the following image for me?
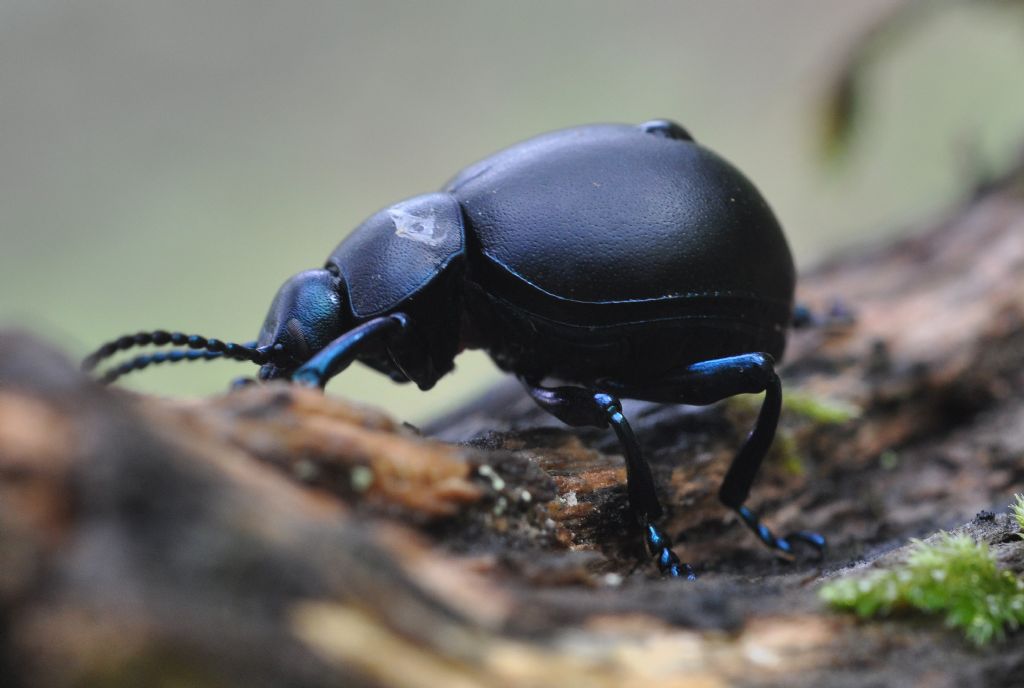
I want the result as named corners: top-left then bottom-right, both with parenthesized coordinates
top-left (645, 521), bottom-right (697, 580)
top-left (733, 505), bottom-right (827, 559)
top-left (784, 530), bottom-right (828, 554)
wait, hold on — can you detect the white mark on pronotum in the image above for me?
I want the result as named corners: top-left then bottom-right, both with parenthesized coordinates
top-left (390, 205), bottom-right (446, 246)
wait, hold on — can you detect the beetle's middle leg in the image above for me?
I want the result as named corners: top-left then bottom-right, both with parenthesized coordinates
top-left (520, 378), bottom-right (696, 579)
top-left (601, 353), bottom-right (826, 558)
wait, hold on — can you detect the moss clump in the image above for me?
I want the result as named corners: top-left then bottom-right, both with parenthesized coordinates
top-left (1012, 494), bottom-right (1024, 534)
top-left (729, 390), bottom-right (857, 426)
top-left (782, 390), bottom-right (859, 425)
top-left (770, 430), bottom-right (805, 477)
top-left (820, 533), bottom-right (1024, 645)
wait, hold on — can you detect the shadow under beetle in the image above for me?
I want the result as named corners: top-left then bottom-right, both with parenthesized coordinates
top-left (84, 120), bottom-right (826, 578)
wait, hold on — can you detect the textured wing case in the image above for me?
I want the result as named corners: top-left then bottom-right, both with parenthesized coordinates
top-left (447, 124), bottom-right (794, 326)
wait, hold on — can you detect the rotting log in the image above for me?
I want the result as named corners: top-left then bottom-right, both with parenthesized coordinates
top-left (2, 176), bottom-right (1024, 686)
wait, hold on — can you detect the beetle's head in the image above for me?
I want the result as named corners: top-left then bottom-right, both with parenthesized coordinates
top-left (255, 268), bottom-right (348, 380)
top-left (79, 267), bottom-right (352, 385)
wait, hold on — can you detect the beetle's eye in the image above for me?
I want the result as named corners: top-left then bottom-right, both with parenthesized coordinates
top-left (324, 263), bottom-right (340, 277)
top-left (285, 318), bottom-right (313, 360)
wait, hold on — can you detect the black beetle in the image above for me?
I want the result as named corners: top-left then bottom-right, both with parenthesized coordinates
top-left (84, 120), bottom-right (825, 577)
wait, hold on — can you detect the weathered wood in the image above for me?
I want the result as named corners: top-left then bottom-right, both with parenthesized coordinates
top-left (2, 177), bottom-right (1024, 686)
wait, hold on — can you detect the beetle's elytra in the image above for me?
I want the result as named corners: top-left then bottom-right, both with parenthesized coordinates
top-left (85, 120), bottom-right (825, 577)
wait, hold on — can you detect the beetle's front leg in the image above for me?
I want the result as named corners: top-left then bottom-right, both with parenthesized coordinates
top-left (290, 313), bottom-right (410, 388)
top-left (521, 379), bottom-right (696, 580)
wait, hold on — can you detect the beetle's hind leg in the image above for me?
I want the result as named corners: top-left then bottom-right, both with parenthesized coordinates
top-left (600, 353), bottom-right (826, 559)
top-left (712, 363), bottom-right (826, 557)
top-left (520, 378), bottom-right (696, 580)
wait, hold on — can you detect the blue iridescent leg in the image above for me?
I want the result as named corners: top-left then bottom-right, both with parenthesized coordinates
top-left (521, 379), bottom-right (696, 579)
top-left (716, 370), bottom-right (826, 556)
top-left (600, 353), bottom-right (826, 558)
top-left (288, 313), bottom-right (409, 388)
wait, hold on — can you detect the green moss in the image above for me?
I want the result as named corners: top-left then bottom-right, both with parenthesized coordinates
top-left (820, 533), bottom-right (1024, 645)
top-left (1012, 494), bottom-right (1024, 534)
top-left (782, 390), bottom-right (859, 425)
top-left (879, 449), bottom-right (901, 471)
top-left (728, 389), bottom-right (857, 426)
top-left (771, 430), bottom-right (806, 477)
top-left (727, 389), bottom-right (855, 477)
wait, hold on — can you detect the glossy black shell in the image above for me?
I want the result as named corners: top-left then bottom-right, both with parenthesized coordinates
top-left (447, 124), bottom-right (792, 308)
top-left (328, 123), bottom-right (795, 391)
top-left (451, 124), bottom-right (794, 387)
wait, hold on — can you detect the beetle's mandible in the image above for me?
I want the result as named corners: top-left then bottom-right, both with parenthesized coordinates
top-left (84, 120), bottom-right (826, 577)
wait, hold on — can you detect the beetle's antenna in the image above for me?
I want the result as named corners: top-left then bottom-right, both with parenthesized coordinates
top-left (82, 330), bottom-right (264, 372)
top-left (96, 348), bottom-right (228, 385)
top-left (82, 330), bottom-right (277, 385)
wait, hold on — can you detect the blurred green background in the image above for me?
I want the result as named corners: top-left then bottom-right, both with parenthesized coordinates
top-left (2, 1), bottom-right (1024, 422)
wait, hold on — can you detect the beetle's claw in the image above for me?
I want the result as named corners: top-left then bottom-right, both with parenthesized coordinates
top-left (781, 530), bottom-right (828, 557)
top-left (644, 522), bottom-right (697, 580)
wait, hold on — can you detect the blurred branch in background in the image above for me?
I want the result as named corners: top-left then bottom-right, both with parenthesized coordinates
top-left (822, 0), bottom-right (1024, 178)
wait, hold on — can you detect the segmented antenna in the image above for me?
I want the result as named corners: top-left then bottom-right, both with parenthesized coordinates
top-left (97, 349), bottom-right (226, 385)
top-left (82, 330), bottom-right (272, 385)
